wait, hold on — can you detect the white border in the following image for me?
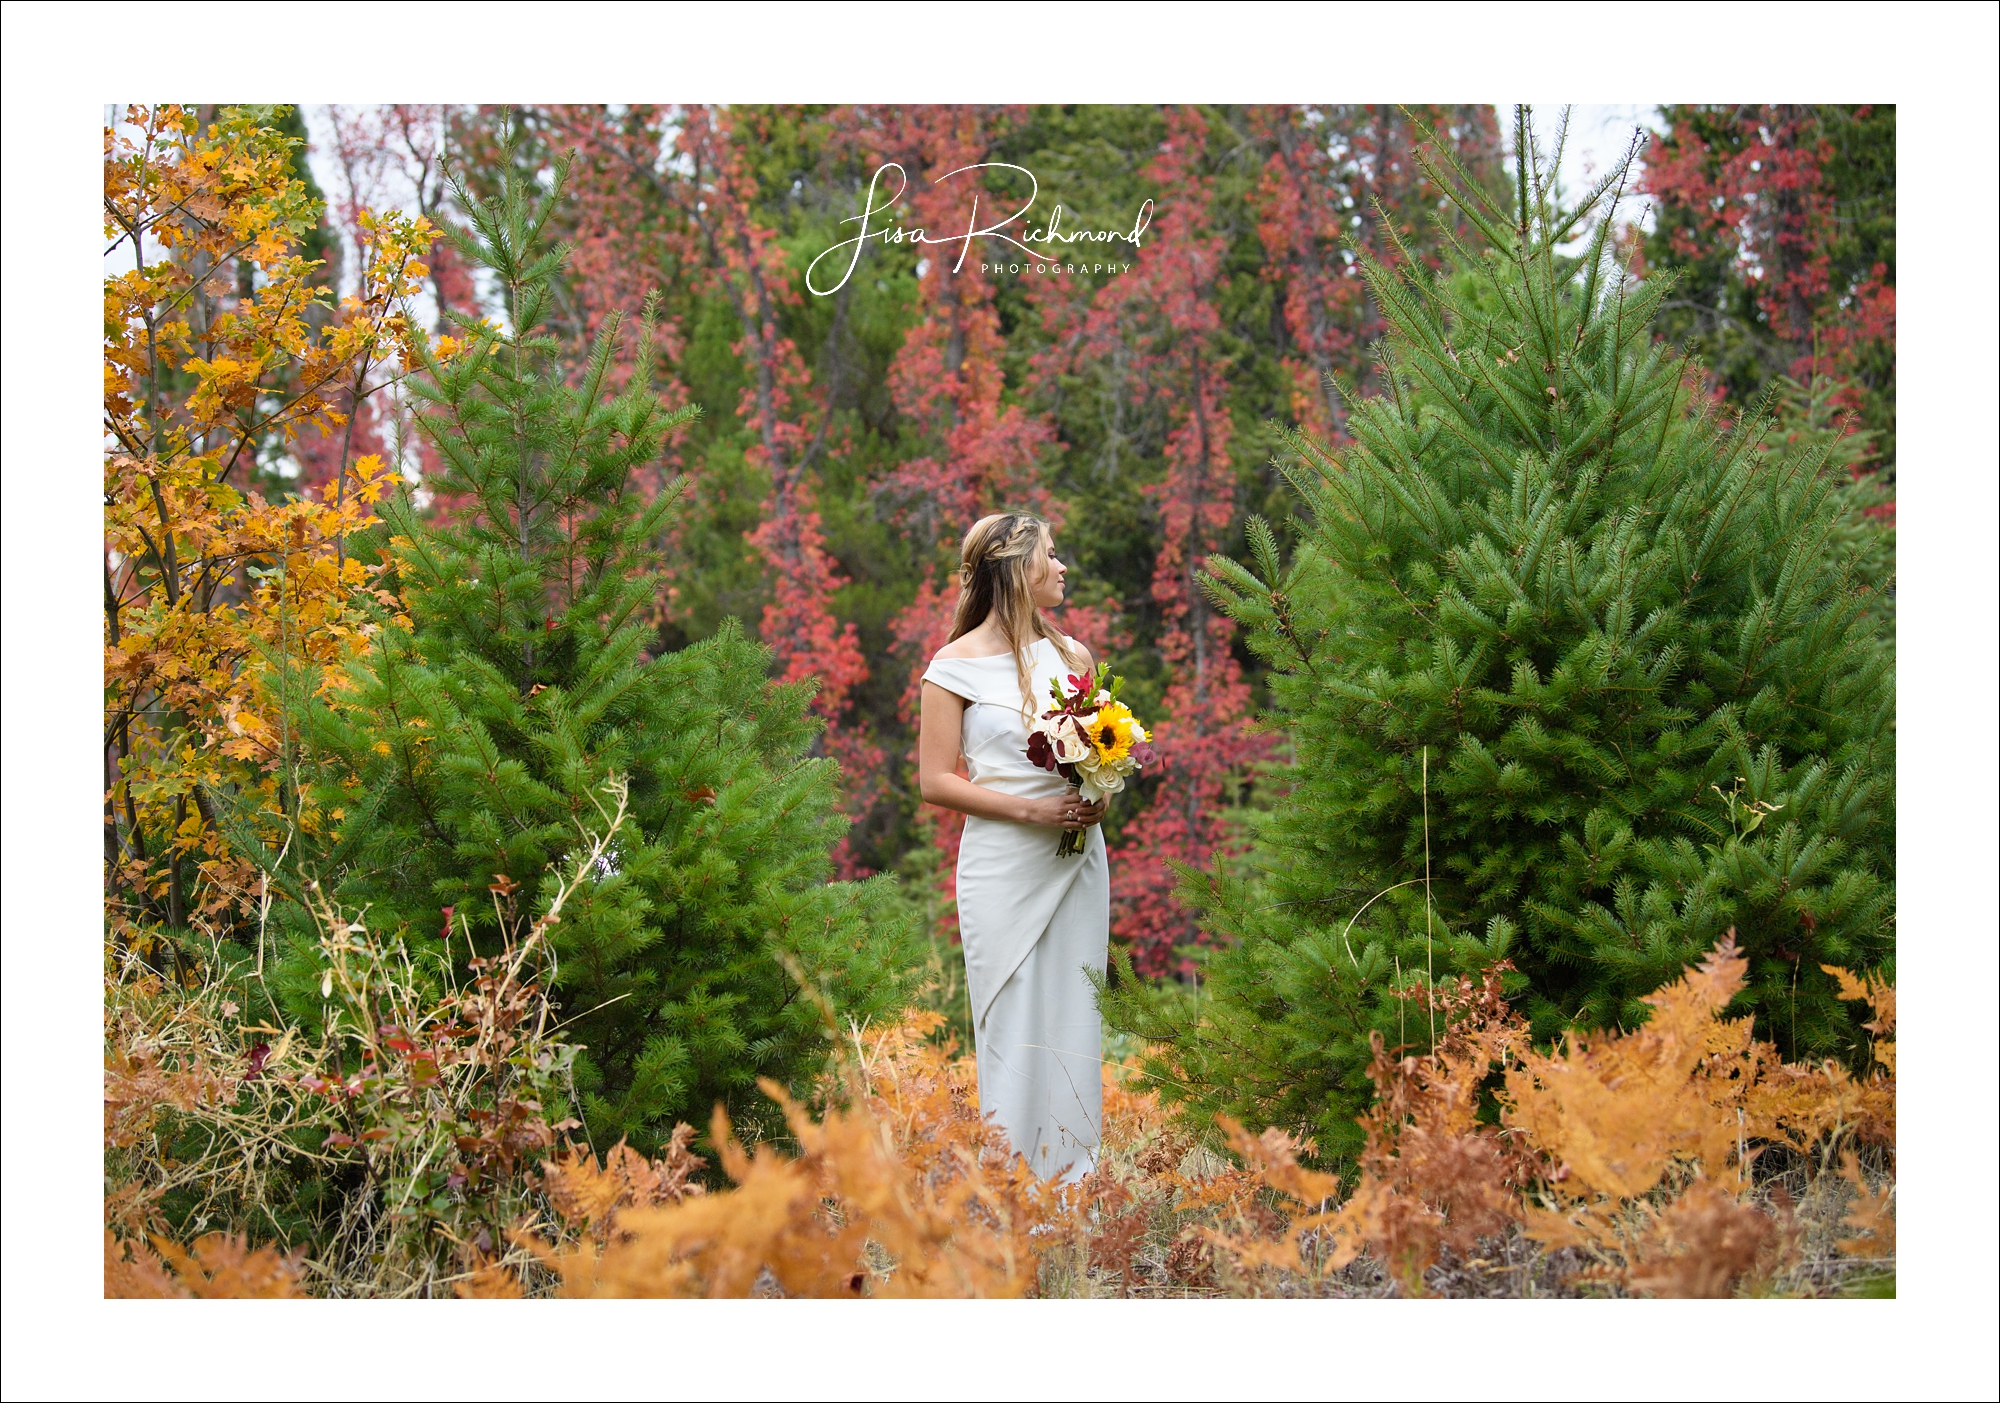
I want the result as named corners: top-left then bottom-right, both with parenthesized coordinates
top-left (5, 4), bottom-right (1994, 1400)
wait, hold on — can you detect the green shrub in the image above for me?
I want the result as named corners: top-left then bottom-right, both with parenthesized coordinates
top-left (266, 135), bottom-right (923, 1151)
top-left (1102, 111), bottom-right (1894, 1159)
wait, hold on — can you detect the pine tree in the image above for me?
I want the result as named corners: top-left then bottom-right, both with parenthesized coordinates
top-left (1101, 109), bottom-right (1894, 1159)
top-left (271, 132), bottom-right (924, 1150)
top-left (1766, 367), bottom-right (1896, 629)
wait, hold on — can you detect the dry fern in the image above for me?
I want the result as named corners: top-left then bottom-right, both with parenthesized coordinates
top-left (1203, 933), bottom-right (1895, 1298)
top-left (105, 1230), bottom-right (304, 1299)
top-left (515, 1012), bottom-right (1064, 1297)
top-left (104, 922), bottom-right (1894, 1298)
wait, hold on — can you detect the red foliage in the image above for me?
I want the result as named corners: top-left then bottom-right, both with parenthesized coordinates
top-left (1059, 108), bottom-right (1274, 977)
top-left (1068, 109), bottom-right (1504, 975)
top-left (531, 106), bottom-right (706, 600)
top-left (855, 106), bottom-right (1073, 897)
top-left (536, 107), bottom-right (694, 355)
top-left (678, 107), bottom-right (880, 871)
top-left (864, 105), bottom-right (1059, 716)
top-left (860, 106), bottom-right (1057, 543)
top-left (1249, 106), bottom-right (1503, 441)
top-left (1251, 107), bottom-right (1360, 441)
top-left (1642, 105), bottom-right (1894, 392)
top-left (1814, 261), bottom-right (1895, 416)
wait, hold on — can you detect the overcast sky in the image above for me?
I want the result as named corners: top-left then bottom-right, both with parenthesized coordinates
top-left (1562, 104), bottom-right (1659, 180)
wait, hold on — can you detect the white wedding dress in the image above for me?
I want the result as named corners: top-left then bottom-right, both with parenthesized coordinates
top-left (923, 635), bottom-right (1109, 1184)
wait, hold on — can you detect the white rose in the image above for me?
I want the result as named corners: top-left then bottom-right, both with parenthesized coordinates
top-left (1079, 770), bottom-right (1124, 803)
top-left (1050, 716), bottom-right (1092, 764)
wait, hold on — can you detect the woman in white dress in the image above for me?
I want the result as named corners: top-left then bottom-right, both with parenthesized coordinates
top-left (918, 513), bottom-right (1109, 1184)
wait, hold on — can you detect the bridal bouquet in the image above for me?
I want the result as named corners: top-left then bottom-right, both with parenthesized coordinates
top-left (1024, 663), bottom-right (1155, 857)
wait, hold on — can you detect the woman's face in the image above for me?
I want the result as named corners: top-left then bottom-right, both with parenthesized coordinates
top-left (1029, 531), bottom-right (1068, 609)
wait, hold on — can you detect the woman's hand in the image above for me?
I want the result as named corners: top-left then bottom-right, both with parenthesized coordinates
top-left (1022, 794), bottom-right (1108, 830)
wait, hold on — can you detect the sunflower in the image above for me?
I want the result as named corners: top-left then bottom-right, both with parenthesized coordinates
top-left (1083, 701), bottom-right (1145, 766)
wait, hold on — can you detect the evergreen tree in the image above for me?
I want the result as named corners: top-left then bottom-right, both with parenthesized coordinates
top-left (1101, 110), bottom-right (1894, 1160)
top-left (273, 135), bottom-right (924, 1150)
top-left (1765, 368), bottom-right (1896, 629)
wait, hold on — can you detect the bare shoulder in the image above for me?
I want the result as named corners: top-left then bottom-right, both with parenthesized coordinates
top-left (935, 627), bottom-right (1012, 661)
top-left (1065, 635), bottom-right (1096, 670)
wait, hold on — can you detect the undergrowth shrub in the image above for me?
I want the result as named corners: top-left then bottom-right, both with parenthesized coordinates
top-left (109, 803), bottom-right (1893, 1298)
top-left (1202, 932), bottom-right (1895, 1297)
top-left (431, 936), bottom-right (1891, 1299)
top-left (105, 781), bottom-right (630, 1297)
top-left (516, 1012), bottom-right (1064, 1297)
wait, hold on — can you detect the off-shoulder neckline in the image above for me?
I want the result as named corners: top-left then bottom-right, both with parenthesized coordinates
top-left (931, 636), bottom-right (1060, 664)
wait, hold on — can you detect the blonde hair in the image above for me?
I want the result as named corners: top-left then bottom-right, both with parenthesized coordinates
top-left (951, 511), bottom-right (1085, 716)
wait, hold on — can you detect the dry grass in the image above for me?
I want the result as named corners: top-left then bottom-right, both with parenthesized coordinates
top-left (107, 915), bottom-right (1895, 1299)
top-left (103, 782), bottom-right (628, 1298)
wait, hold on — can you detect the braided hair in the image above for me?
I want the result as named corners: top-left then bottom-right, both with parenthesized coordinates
top-left (949, 512), bottom-right (1085, 717)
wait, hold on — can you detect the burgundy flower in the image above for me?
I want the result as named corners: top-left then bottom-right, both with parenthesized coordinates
top-left (1026, 730), bottom-right (1059, 771)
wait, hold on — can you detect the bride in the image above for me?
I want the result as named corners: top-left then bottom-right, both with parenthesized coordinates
top-left (919, 512), bottom-right (1109, 1184)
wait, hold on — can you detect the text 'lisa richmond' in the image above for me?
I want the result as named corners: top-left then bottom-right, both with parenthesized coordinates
top-left (807, 161), bottom-right (1153, 296)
